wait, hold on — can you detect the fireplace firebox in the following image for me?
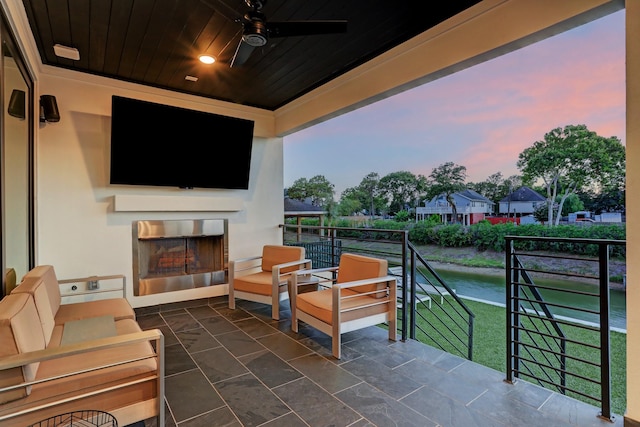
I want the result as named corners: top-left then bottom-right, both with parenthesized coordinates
top-left (132, 219), bottom-right (228, 296)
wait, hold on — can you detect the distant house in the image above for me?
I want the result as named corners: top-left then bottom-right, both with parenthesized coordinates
top-left (284, 197), bottom-right (327, 241)
top-left (499, 186), bottom-right (546, 216)
top-left (416, 189), bottom-right (493, 225)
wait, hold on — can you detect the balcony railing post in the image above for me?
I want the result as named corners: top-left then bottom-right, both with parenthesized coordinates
top-left (599, 243), bottom-right (612, 421)
top-left (505, 237), bottom-right (514, 383)
top-left (401, 231), bottom-right (408, 341)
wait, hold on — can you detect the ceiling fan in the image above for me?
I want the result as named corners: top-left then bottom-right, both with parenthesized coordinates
top-left (230, 0), bottom-right (348, 67)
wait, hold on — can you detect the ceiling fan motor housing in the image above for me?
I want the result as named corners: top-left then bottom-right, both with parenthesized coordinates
top-left (243, 11), bottom-right (268, 46)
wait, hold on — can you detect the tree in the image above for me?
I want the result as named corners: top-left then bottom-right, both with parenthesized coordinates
top-left (517, 124), bottom-right (625, 226)
top-left (357, 172), bottom-right (384, 218)
top-left (427, 162), bottom-right (467, 223)
top-left (378, 171), bottom-right (426, 215)
top-left (286, 175), bottom-right (335, 207)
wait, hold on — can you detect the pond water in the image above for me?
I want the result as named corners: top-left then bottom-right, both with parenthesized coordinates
top-left (434, 269), bottom-right (627, 331)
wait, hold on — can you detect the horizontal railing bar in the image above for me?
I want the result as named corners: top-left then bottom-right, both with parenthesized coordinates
top-left (505, 235), bottom-right (625, 246)
top-left (512, 266), bottom-right (599, 281)
top-left (512, 281), bottom-right (601, 298)
top-left (513, 310), bottom-right (601, 332)
top-left (513, 296), bottom-right (601, 316)
top-left (514, 369), bottom-right (601, 403)
top-left (514, 341), bottom-right (601, 368)
top-left (512, 251), bottom-right (600, 262)
top-left (511, 325), bottom-right (601, 351)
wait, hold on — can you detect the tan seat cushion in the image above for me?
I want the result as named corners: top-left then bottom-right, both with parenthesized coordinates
top-left (233, 271), bottom-right (286, 296)
top-left (261, 245), bottom-right (305, 273)
top-left (297, 288), bottom-right (389, 325)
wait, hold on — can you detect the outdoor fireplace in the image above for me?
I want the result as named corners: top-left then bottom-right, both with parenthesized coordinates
top-left (132, 219), bottom-right (228, 296)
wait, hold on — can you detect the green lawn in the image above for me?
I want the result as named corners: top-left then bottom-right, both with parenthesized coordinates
top-left (405, 298), bottom-right (627, 416)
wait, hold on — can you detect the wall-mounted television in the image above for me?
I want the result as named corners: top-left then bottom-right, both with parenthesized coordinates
top-left (109, 96), bottom-right (254, 190)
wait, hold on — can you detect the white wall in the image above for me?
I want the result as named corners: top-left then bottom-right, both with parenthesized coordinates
top-left (35, 72), bottom-right (283, 308)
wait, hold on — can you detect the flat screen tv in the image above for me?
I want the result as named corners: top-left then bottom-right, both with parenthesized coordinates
top-left (109, 96), bottom-right (254, 190)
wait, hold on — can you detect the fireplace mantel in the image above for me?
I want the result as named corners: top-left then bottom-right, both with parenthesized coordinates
top-left (113, 195), bottom-right (244, 212)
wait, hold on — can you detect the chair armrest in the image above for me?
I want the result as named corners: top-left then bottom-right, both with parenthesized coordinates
top-left (271, 259), bottom-right (313, 277)
top-left (0, 329), bottom-right (165, 426)
top-left (333, 276), bottom-right (397, 302)
top-left (229, 256), bottom-right (263, 278)
top-left (0, 329), bottom-right (164, 372)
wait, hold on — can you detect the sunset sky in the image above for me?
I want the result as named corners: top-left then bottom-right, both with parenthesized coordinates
top-left (283, 9), bottom-right (625, 198)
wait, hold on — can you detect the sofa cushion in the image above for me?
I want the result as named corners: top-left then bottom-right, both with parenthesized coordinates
top-left (0, 293), bottom-right (47, 404)
top-left (12, 265), bottom-right (135, 327)
top-left (261, 245), bottom-right (305, 273)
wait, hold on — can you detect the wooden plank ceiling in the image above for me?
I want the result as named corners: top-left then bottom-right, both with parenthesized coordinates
top-left (21, 0), bottom-right (481, 110)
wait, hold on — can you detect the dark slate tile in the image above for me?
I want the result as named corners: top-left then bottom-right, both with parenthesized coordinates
top-left (165, 369), bottom-right (225, 423)
top-left (343, 336), bottom-right (414, 368)
top-left (216, 305), bottom-right (254, 321)
top-left (161, 311), bottom-right (201, 332)
top-left (200, 315), bottom-right (240, 336)
top-left (341, 356), bottom-right (422, 399)
top-left (161, 299), bottom-right (208, 312)
top-left (136, 313), bottom-right (166, 329)
top-left (215, 373), bottom-right (290, 427)
top-left (178, 406), bottom-right (241, 427)
top-left (540, 392), bottom-right (625, 427)
top-left (238, 349), bottom-right (303, 388)
top-left (261, 412), bottom-right (308, 427)
top-left (216, 329), bottom-right (266, 357)
top-left (467, 387), bottom-right (574, 427)
top-left (234, 317), bottom-right (280, 338)
top-left (273, 377), bottom-right (361, 427)
top-left (395, 359), bottom-right (487, 404)
top-left (400, 386), bottom-right (507, 427)
top-left (164, 343), bottom-right (197, 376)
top-left (288, 353), bottom-right (362, 394)
top-left (336, 382), bottom-right (437, 427)
top-left (256, 331), bottom-right (314, 360)
top-left (176, 327), bottom-right (221, 353)
top-left (504, 379), bottom-right (555, 409)
top-left (157, 325), bottom-right (179, 347)
top-left (191, 346), bottom-right (249, 383)
top-left (187, 305), bottom-right (220, 320)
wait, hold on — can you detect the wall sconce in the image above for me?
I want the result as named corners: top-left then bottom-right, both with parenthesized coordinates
top-left (40, 95), bottom-right (60, 123)
top-left (8, 89), bottom-right (26, 119)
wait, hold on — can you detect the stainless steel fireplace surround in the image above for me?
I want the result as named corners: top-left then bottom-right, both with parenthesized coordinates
top-left (132, 219), bottom-right (228, 296)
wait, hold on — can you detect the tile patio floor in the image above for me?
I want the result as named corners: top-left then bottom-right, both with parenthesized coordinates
top-left (133, 296), bottom-right (624, 427)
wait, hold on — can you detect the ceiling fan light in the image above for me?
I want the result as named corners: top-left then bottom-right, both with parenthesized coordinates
top-left (198, 54), bottom-right (215, 64)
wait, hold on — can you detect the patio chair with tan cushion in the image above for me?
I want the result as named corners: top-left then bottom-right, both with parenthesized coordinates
top-left (288, 253), bottom-right (397, 359)
top-left (228, 245), bottom-right (311, 320)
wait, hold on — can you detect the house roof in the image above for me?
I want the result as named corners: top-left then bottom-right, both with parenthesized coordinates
top-left (284, 197), bottom-right (325, 214)
top-left (500, 186), bottom-right (546, 203)
top-left (456, 189), bottom-right (494, 204)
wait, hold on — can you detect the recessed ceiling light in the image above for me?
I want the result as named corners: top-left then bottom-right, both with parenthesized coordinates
top-left (198, 54), bottom-right (215, 64)
top-left (53, 44), bottom-right (80, 60)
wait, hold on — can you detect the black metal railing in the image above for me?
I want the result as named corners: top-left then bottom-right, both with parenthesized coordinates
top-left (281, 223), bottom-right (474, 360)
top-left (505, 235), bottom-right (625, 422)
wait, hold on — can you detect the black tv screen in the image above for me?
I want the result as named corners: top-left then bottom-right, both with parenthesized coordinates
top-left (109, 96), bottom-right (254, 189)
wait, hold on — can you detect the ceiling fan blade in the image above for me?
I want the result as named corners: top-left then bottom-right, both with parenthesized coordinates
top-left (231, 40), bottom-right (256, 67)
top-left (267, 20), bottom-right (347, 38)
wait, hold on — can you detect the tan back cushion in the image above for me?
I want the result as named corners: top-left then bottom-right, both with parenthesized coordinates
top-left (11, 276), bottom-right (59, 342)
top-left (0, 293), bottom-right (47, 404)
top-left (261, 245), bottom-right (305, 273)
top-left (23, 265), bottom-right (62, 311)
top-left (336, 253), bottom-right (388, 297)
